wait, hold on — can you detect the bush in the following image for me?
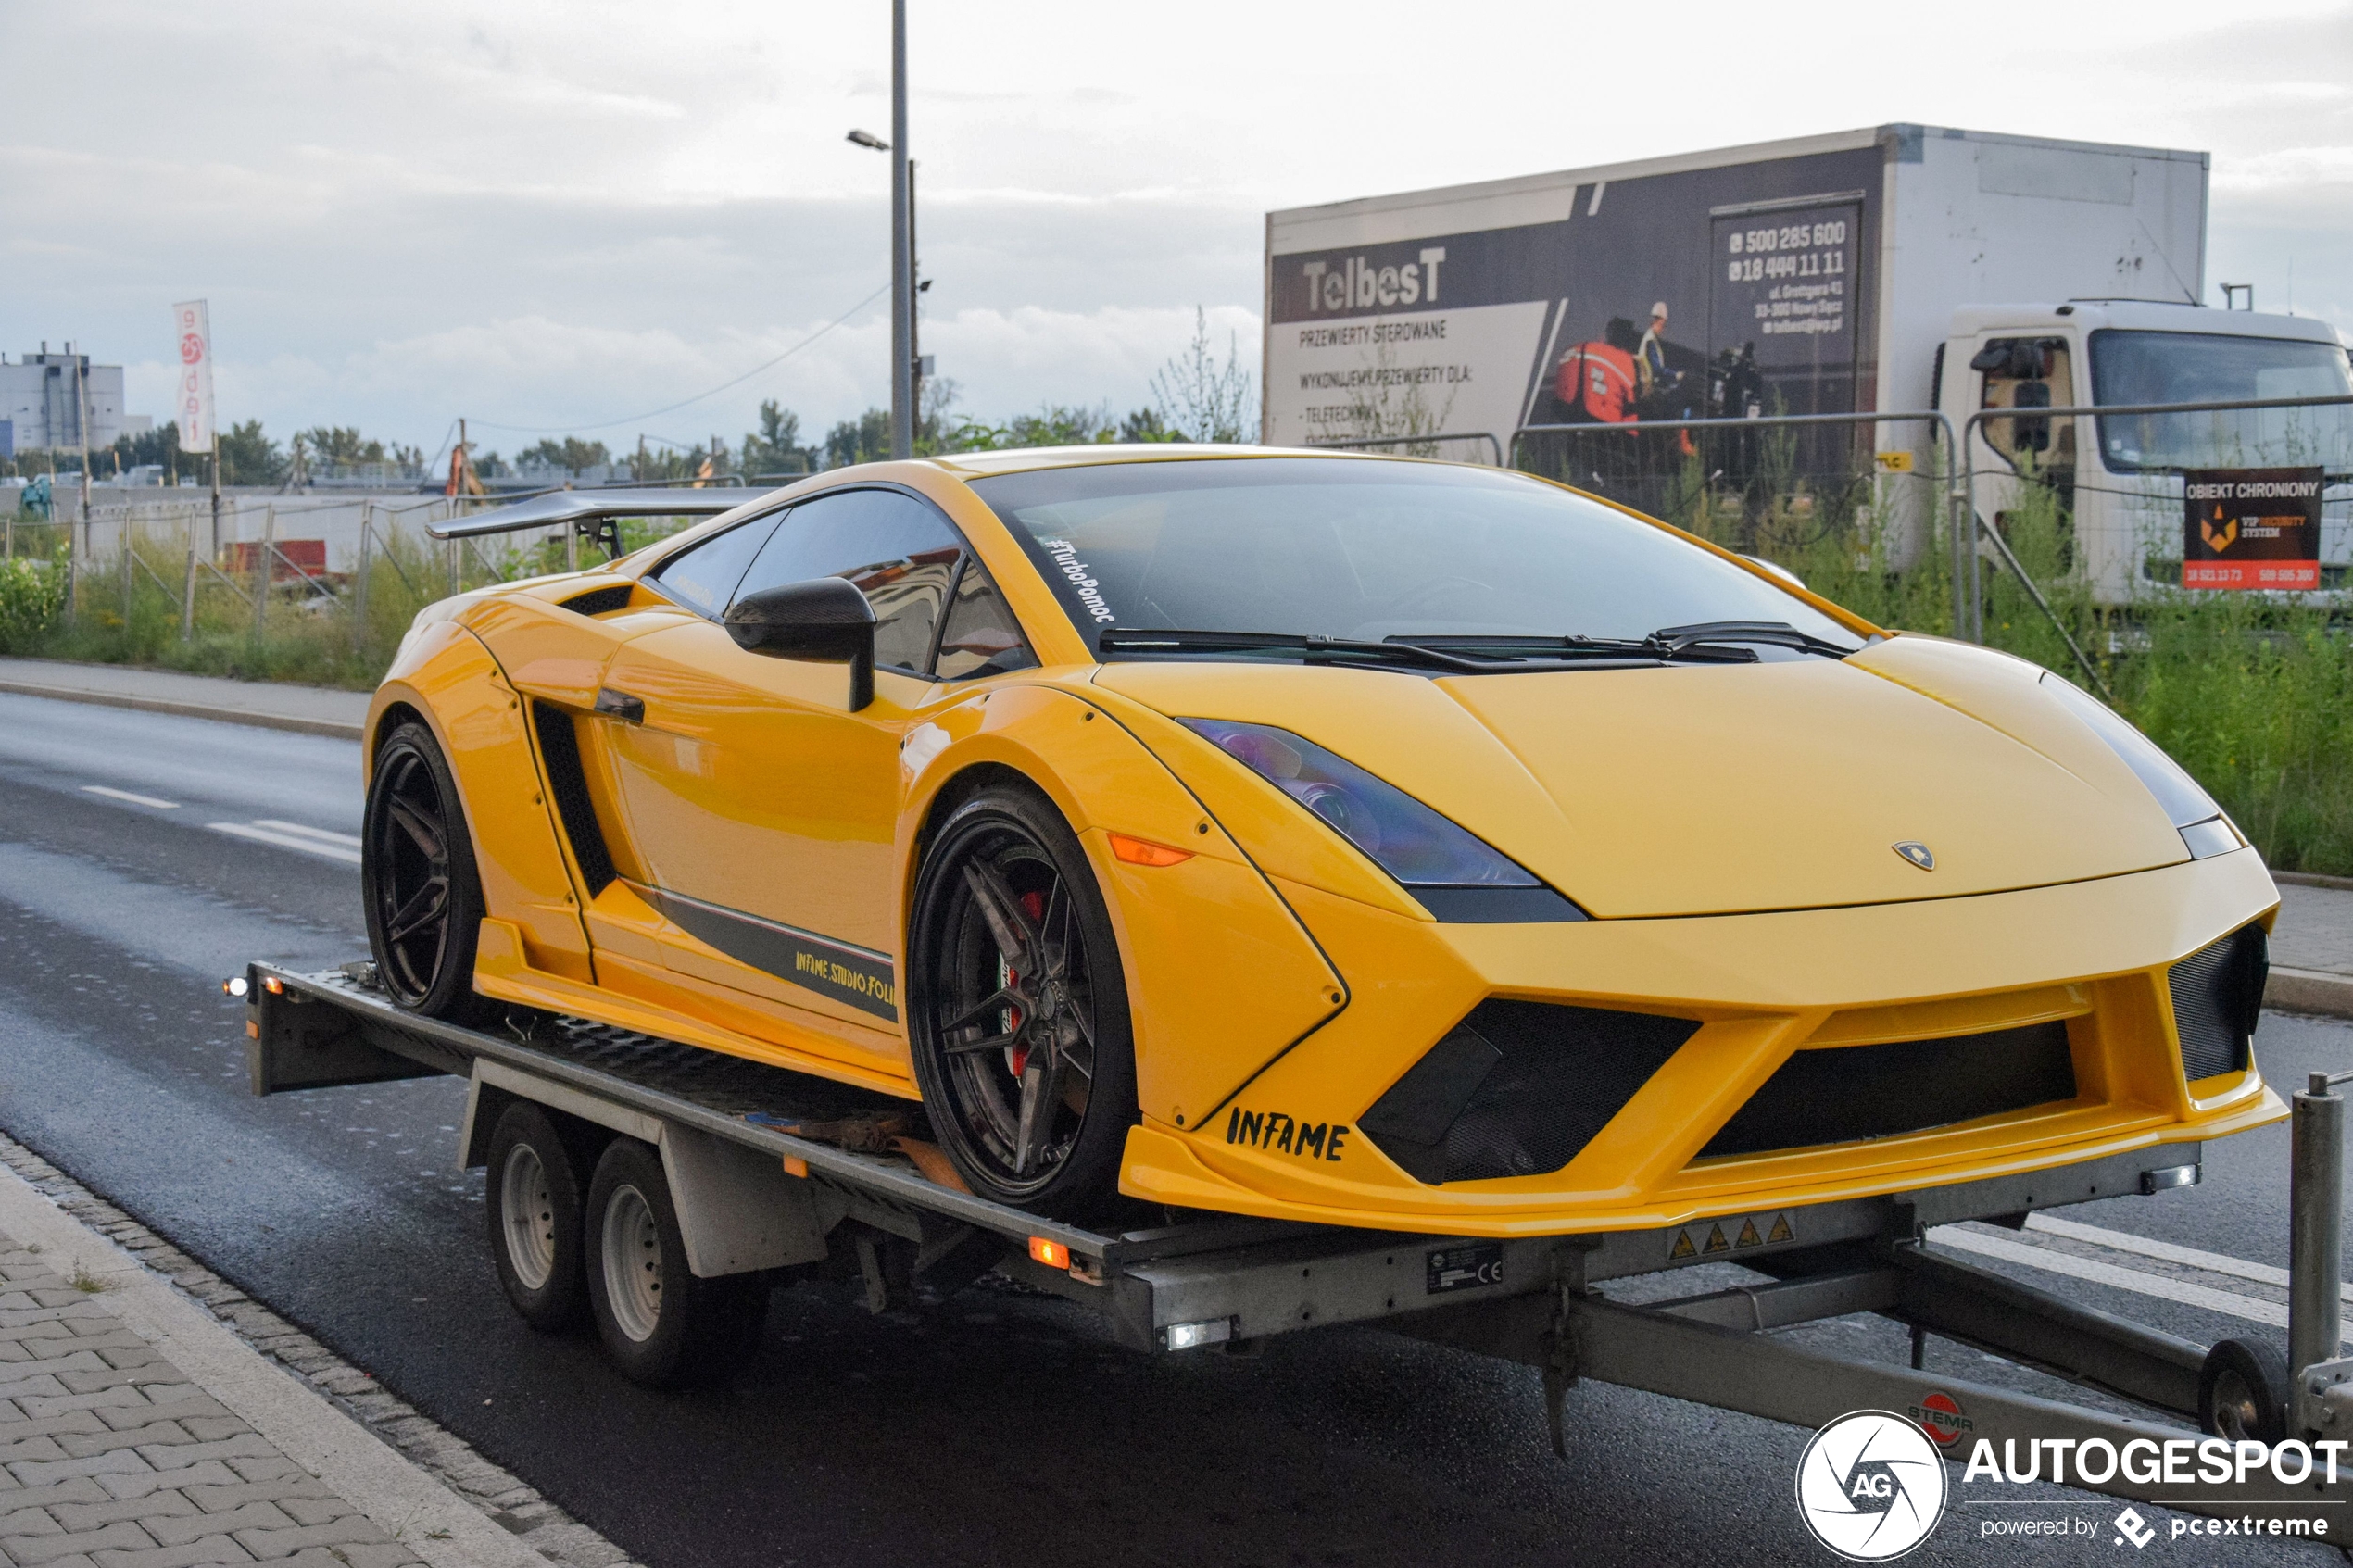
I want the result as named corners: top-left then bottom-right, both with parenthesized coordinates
top-left (0, 553), bottom-right (67, 653)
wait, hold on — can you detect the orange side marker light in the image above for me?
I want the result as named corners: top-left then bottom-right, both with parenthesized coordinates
top-left (262, 975), bottom-right (284, 995)
top-left (1108, 833), bottom-right (1192, 867)
top-left (1027, 1236), bottom-right (1072, 1270)
top-left (781, 1155), bottom-right (809, 1179)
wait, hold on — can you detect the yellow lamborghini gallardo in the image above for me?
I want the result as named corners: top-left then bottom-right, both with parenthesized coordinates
top-left (365, 447), bottom-right (2284, 1232)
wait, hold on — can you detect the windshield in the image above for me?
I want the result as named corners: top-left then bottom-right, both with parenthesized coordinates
top-left (969, 457), bottom-right (1861, 654)
top-left (2090, 329), bottom-right (2353, 475)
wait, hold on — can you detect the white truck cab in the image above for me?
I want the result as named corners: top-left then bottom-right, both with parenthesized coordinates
top-left (1939, 302), bottom-right (2352, 601)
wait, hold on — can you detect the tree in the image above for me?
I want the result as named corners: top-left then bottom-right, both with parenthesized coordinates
top-left (303, 426), bottom-right (385, 466)
top-left (824, 408), bottom-right (891, 470)
top-left (516, 437), bottom-right (611, 474)
top-left (1119, 408), bottom-right (1180, 444)
top-left (1151, 307), bottom-right (1257, 443)
top-left (217, 420), bottom-right (287, 486)
top-left (742, 401), bottom-right (811, 477)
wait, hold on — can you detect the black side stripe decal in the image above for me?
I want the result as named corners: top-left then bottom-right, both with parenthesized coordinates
top-left (636, 884), bottom-right (898, 1022)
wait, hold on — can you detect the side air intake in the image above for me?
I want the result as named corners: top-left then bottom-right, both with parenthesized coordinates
top-left (1358, 1001), bottom-right (1699, 1185)
top-left (559, 584), bottom-right (635, 617)
top-left (530, 701), bottom-right (616, 894)
top-left (2169, 923), bottom-right (2267, 1082)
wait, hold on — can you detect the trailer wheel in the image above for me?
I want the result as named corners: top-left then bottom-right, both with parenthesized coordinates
top-left (584, 1139), bottom-right (767, 1389)
top-left (362, 721), bottom-right (493, 1024)
top-left (2199, 1336), bottom-right (2291, 1443)
top-left (485, 1102), bottom-right (588, 1331)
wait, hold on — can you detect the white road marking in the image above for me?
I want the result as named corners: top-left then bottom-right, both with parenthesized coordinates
top-left (2024, 1211), bottom-right (2353, 1303)
top-left (209, 822), bottom-right (362, 864)
top-left (1928, 1224), bottom-right (2349, 1342)
top-left (82, 784), bottom-right (180, 809)
top-left (254, 818), bottom-right (363, 849)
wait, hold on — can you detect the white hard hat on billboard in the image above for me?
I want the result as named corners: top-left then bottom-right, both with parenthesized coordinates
top-left (1651, 301), bottom-right (1669, 320)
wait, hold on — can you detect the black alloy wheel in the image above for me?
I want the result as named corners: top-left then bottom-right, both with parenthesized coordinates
top-left (362, 721), bottom-right (491, 1023)
top-left (908, 785), bottom-right (1136, 1220)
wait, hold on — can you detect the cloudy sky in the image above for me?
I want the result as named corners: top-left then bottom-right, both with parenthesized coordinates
top-left (6, 0), bottom-right (2348, 463)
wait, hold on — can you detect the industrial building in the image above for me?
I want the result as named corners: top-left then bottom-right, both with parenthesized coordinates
top-left (0, 345), bottom-right (127, 458)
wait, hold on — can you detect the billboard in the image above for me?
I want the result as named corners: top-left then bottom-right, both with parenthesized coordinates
top-left (1265, 144), bottom-right (1883, 458)
top-left (174, 299), bottom-right (214, 456)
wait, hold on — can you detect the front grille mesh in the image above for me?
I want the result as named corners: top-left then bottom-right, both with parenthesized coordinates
top-left (2169, 924), bottom-right (2267, 1082)
top-left (1698, 1021), bottom-right (2079, 1160)
top-left (1359, 1001), bottom-right (1698, 1185)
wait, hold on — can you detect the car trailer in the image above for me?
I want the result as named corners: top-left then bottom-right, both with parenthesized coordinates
top-left (240, 960), bottom-right (2353, 1537)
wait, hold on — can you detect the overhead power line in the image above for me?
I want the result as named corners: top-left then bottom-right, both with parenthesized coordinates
top-left (468, 282), bottom-right (891, 435)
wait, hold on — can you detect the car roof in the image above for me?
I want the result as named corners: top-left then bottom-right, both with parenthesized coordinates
top-left (925, 444), bottom-right (1411, 478)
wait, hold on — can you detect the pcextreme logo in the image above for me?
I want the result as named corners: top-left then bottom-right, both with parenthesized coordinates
top-left (1795, 1411), bottom-right (1948, 1561)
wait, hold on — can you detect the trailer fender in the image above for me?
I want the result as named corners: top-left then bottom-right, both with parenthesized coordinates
top-left (460, 1060), bottom-right (835, 1277)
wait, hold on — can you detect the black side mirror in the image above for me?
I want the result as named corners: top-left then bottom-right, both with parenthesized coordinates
top-left (724, 577), bottom-right (876, 710)
top-left (2012, 379), bottom-right (2052, 452)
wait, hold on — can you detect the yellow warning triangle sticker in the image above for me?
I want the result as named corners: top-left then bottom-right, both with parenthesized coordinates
top-left (1668, 1228), bottom-right (1696, 1260)
top-left (1767, 1212), bottom-right (1794, 1245)
top-left (1735, 1218), bottom-right (1762, 1248)
top-left (1703, 1223), bottom-right (1730, 1253)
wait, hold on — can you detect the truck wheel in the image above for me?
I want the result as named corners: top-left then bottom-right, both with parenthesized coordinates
top-left (362, 721), bottom-right (493, 1024)
top-left (584, 1139), bottom-right (767, 1389)
top-left (485, 1102), bottom-right (587, 1331)
top-left (2200, 1336), bottom-right (2291, 1443)
top-left (906, 784), bottom-right (1137, 1223)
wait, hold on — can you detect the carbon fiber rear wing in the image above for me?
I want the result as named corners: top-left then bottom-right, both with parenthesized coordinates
top-left (427, 487), bottom-right (770, 558)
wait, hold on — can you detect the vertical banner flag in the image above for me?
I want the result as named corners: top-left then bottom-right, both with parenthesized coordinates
top-left (173, 300), bottom-right (215, 455)
top-left (2183, 467), bottom-right (2322, 589)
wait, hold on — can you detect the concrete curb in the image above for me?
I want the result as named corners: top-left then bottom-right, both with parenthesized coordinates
top-left (2267, 965), bottom-right (2353, 1022)
top-left (0, 679), bottom-right (365, 741)
top-left (2276, 870), bottom-right (2353, 894)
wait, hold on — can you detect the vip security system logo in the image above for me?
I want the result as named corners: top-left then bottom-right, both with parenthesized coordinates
top-left (1795, 1411), bottom-right (1950, 1561)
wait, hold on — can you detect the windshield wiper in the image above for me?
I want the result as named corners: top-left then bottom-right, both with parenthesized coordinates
top-left (1099, 630), bottom-right (1556, 673)
top-left (1642, 621), bottom-right (1858, 659)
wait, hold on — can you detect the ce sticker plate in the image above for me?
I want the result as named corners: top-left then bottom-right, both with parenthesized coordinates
top-left (1426, 1241), bottom-right (1504, 1295)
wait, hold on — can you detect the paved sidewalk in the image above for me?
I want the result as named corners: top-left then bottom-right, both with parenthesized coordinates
top-left (0, 1234), bottom-right (425, 1568)
top-left (0, 1144), bottom-right (632, 1568)
top-left (0, 660), bottom-right (365, 741)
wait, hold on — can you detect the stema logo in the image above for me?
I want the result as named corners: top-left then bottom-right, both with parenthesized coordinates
top-left (1794, 1411), bottom-right (1949, 1561)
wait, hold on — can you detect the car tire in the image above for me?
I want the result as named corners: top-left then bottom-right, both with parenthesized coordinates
top-left (362, 721), bottom-right (495, 1025)
top-left (584, 1139), bottom-right (767, 1389)
top-left (484, 1101), bottom-right (589, 1332)
top-left (907, 783), bottom-right (1138, 1223)
top-left (2199, 1336), bottom-right (2291, 1444)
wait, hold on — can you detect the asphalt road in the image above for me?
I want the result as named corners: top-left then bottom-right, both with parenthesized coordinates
top-left (0, 688), bottom-right (2346, 1567)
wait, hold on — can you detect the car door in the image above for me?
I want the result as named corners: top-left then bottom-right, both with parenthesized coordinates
top-left (600, 486), bottom-right (1022, 1047)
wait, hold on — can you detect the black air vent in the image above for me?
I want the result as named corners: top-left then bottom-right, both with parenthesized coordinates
top-left (1698, 1022), bottom-right (2078, 1160)
top-left (2170, 924), bottom-right (2267, 1081)
top-left (1359, 1001), bottom-right (1699, 1185)
top-left (530, 701), bottom-right (616, 894)
top-left (560, 584), bottom-right (634, 617)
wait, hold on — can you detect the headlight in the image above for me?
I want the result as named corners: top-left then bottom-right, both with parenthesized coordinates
top-left (1178, 719), bottom-right (1583, 922)
top-left (2038, 672), bottom-right (2243, 859)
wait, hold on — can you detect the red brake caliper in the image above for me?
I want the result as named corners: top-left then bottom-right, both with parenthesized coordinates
top-left (1007, 889), bottom-right (1049, 1078)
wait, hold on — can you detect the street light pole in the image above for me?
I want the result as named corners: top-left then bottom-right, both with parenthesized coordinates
top-left (888, 0), bottom-right (912, 460)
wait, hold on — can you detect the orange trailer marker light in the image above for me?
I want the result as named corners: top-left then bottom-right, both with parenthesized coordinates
top-left (1108, 833), bottom-right (1193, 867)
top-left (262, 975), bottom-right (284, 995)
top-left (781, 1155), bottom-right (809, 1178)
top-left (1027, 1236), bottom-right (1072, 1270)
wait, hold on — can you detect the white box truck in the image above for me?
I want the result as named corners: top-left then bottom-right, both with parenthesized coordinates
top-left (1263, 124), bottom-right (2352, 600)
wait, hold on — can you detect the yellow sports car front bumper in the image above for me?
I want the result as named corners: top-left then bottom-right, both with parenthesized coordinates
top-left (1120, 847), bottom-right (2284, 1236)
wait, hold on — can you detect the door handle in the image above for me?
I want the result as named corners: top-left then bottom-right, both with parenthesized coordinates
top-left (594, 688), bottom-right (645, 723)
